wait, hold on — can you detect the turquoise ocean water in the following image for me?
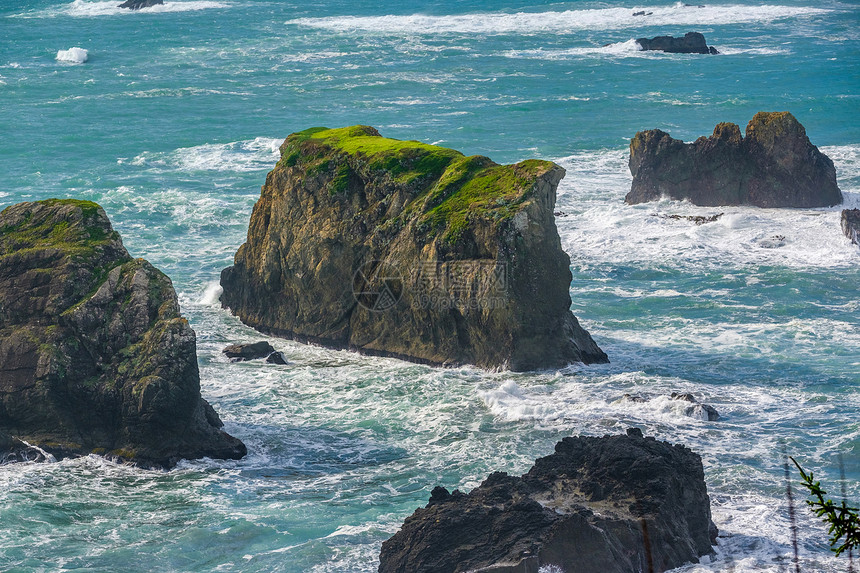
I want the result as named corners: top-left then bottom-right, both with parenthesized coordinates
top-left (1, 0), bottom-right (859, 571)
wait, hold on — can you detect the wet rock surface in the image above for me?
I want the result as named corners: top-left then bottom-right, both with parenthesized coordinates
top-left (379, 432), bottom-right (717, 573)
top-left (627, 112), bottom-right (842, 208)
top-left (0, 199), bottom-right (246, 468)
top-left (221, 126), bottom-right (607, 371)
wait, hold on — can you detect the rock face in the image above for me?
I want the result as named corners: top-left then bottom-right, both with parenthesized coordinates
top-left (636, 32), bottom-right (718, 54)
top-left (220, 126), bottom-right (607, 371)
top-left (0, 199), bottom-right (246, 468)
top-left (117, 0), bottom-right (164, 9)
top-left (379, 430), bottom-right (717, 573)
top-left (842, 209), bottom-right (860, 245)
top-left (627, 112), bottom-right (843, 208)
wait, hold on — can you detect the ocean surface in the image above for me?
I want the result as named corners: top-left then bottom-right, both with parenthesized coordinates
top-left (2, 0), bottom-right (859, 571)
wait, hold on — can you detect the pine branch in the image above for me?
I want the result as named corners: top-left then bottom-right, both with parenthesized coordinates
top-left (791, 457), bottom-right (860, 557)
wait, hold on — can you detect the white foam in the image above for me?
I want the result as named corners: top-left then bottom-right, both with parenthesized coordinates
top-left (290, 4), bottom-right (829, 35)
top-left (198, 282), bottom-right (223, 305)
top-left (19, 0), bottom-right (230, 18)
top-left (504, 39), bottom-right (645, 60)
top-left (56, 47), bottom-right (88, 63)
top-left (127, 137), bottom-right (282, 173)
top-left (553, 144), bottom-right (860, 270)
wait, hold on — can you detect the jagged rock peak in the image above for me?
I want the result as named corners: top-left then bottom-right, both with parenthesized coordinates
top-left (221, 126), bottom-right (607, 371)
top-left (627, 111), bottom-right (842, 208)
top-left (0, 199), bottom-right (246, 468)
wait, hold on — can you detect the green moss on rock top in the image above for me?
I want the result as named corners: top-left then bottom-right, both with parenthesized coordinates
top-left (278, 125), bottom-right (557, 243)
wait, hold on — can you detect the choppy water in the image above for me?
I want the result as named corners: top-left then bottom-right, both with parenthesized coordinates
top-left (1, 0), bottom-right (858, 571)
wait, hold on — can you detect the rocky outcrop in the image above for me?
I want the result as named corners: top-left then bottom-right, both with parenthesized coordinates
top-left (627, 112), bottom-right (843, 208)
top-left (842, 209), bottom-right (860, 245)
top-left (117, 0), bottom-right (163, 9)
top-left (0, 199), bottom-right (246, 468)
top-left (223, 341), bottom-right (287, 364)
top-left (379, 430), bottom-right (717, 573)
top-left (636, 32), bottom-right (718, 54)
top-left (670, 392), bottom-right (720, 421)
top-left (220, 126), bottom-right (607, 371)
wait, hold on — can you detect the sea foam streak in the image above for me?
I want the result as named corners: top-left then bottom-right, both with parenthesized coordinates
top-left (553, 145), bottom-right (860, 270)
top-left (23, 0), bottom-right (231, 18)
top-left (291, 4), bottom-right (829, 35)
top-left (126, 137), bottom-right (282, 173)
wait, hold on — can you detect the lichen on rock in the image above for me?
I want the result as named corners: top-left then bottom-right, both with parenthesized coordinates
top-left (626, 112), bottom-right (842, 208)
top-left (221, 126), bottom-right (607, 371)
top-left (0, 199), bottom-right (246, 468)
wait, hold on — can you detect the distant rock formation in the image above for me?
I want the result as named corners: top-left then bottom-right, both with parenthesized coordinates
top-left (118, 0), bottom-right (164, 9)
top-left (636, 32), bottom-right (718, 54)
top-left (627, 112), bottom-right (843, 207)
top-left (379, 430), bottom-right (717, 573)
top-left (0, 199), bottom-right (246, 468)
top-left (842, 209), bottom-right (860, 245)
top-left (223, 341), bottom-right (287, 364)
top-left (220, 126), bottom-right (607, 371)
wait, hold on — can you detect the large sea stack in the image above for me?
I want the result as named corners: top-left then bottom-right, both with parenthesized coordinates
top-left (379, 430), bottom-right (717, 573)
top-left (220, 126), bottom-right (607, 371)
top-left (626, 111), bottom-right (842, 207)
top-left (0, 199), bottom-right (246, 468)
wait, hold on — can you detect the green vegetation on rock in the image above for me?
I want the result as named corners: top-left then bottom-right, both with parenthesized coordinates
top-left (277, 125), bottom-right (556, 244)
top-left (222, 125), bottom-right (609, 371)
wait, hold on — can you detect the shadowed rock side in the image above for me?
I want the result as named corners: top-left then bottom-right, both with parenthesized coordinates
top-left (0, 200), bottom-right (246, 468)
top-left (842, 209), bottom-right (860, 245)
top-left (220, 126), bottom-right (607, 371)
top-left (636, 32), bottom-right (718, 54)
top-left (627, 112), bottom-right (842, 208)
top-left (379, 431), bottom-right (717, 573)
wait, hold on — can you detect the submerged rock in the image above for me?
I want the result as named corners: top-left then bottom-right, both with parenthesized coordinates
top-left (636, 32), bottom-right (718, 54)
top-left (627, 112), bottom-right (843, 208)
top-left (223, 341), bottom-right (288, 364)
top-left (117, 0), bottom-right (164, 9)
top-left (671, 392), bottom-right (720, 421)
top-left (657, 212), bottom-right (723, 225)
top-left (379, 431), bottom-right (717, 573)
top-left (842, 208), bottom-right (860, 245)
top-left (220, 126), bottom-right (607, 371)
top-left (0, 199), bottom-right (246, 468)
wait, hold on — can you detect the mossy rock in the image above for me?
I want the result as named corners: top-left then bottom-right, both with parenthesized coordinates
top-left (222, 126), bottom-right (608, 371)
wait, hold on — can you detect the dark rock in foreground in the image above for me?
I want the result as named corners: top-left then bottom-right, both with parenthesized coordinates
top-left (627, 112), bottom-right (843, 208)
top-left (842, 209), bottom-right (860, 245)
top-left (118, 0), bottom-right (164, 9)
top-left (379, 431), bottom-right (717, 573)
top-left (221, 126), bottom-right (607, 371)
top-left (223, 341), bottom-right (288, 364)
top-left (636, 32), bottom-right (718, 54)
top-left (0, 199), bottom-right (246, 468)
